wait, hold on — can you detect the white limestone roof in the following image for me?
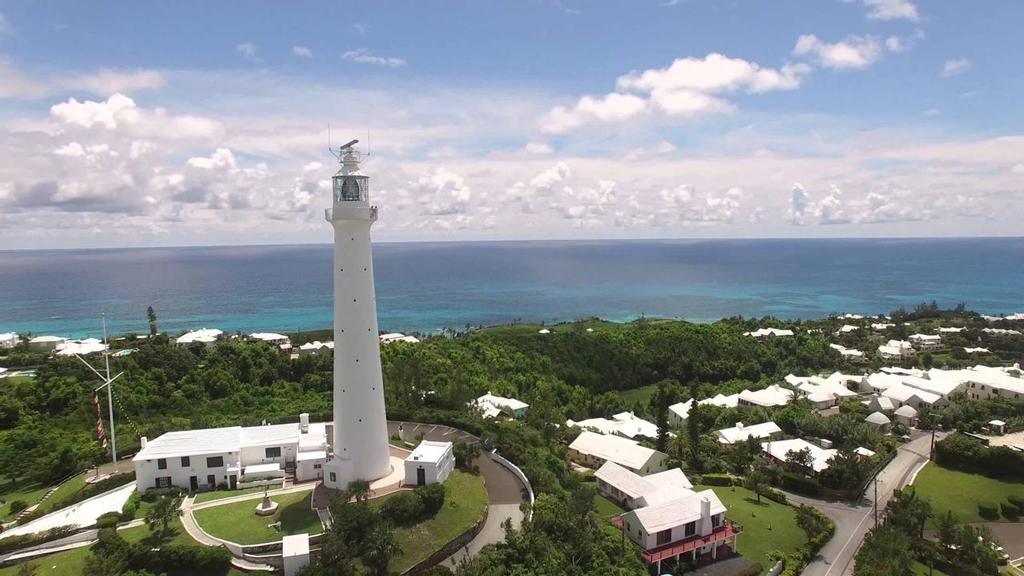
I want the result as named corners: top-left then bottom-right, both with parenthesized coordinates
top-left (867, 372), bottom-right (904, 391)
top-left (744, 328), bottom-right (794, 338)
top-left (882, 384), bottom-right (941, 405)
top-left (716, 421), bottom-right (781, 444)
top-left (838, 324), bottom-right (860, 333)
top-left (903, 373), bottom-right (963, 396)
top-left (894, 405), bottom-right (918, 417)
top-left (909, 333), bottom-right (941, 341)
top-left (610, 412), bottom-right (659, 439)
top-left (537, 329), bottom-right (551, 334)
top-left (668, 399), bottom-right (694, 421)
top-left (250, 332), bottom-right (289, 342)
top-left (176, 328), bottom-right (223, 345)
top-left (866, 411), bottom-right (891, 425)
top-left (245, 462), bottom-right (281, 475)
top-left (569, 430), bottom-right (662, 471)
top-left (296, 450), bottom-right (327, 461)
top-left (407, 440), bottom-right (452, 464)
top-left (29, 335), bottom-right (66, 343)
top-left (964, 347), bottom-right (990, 353)
top-left (983, 328), bottom-right (1021, 335)
top-left (475, 393), bottom-right (529, 412)
top-left (243, 422), bottom-right (314, 447)
top-left (738, 385), bottom-right (793, 407)
top-left (54, 339), bottom-right (109, 356)
top-left (871, 323), bottom-right (895, 330)
top-left (0, 332), bottom-right (17, 342)
top-left (645, 467), bottom-right (693, 491)
top-left (699, 393), bottom-right (739, 408)
top-left (630, 489), bottom-right (726, 533)
top-left (134, 426), bottom-right (242, 460)
top-left (872, 396), bottom-right (896, 411)
top-left (282, 534), bottom-right (310, 558)
top-left (855, 447), bottom-right (876, 458)
top-left (990, 419), bottom-right (1006, 426)
top-left (595, 461), bottom-right (658, 500)
top-left (939, 327), bottom-right (965, 333)
top-left (762, 438), bottom-right (837, 473)
top-left (381, 333), bottom-right (420, 344)
top-left (881, 367), bottom-right (923, 376)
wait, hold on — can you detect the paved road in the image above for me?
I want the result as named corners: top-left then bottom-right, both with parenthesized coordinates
top-left (800, 432), bottom-right (943, 576)
top-left (386, 421), bottom-right (529, 568)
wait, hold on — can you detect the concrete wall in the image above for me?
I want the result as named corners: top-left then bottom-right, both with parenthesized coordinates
top-left (240, 443), bottom-right (296, 468)
top-left (296, 457), bottom-right (326, 482)
top-left (404, 446), bottom-right (455, 486)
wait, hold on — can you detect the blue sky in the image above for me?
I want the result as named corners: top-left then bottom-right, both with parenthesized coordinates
top-left (0, 0), bottom-right (1022, 248)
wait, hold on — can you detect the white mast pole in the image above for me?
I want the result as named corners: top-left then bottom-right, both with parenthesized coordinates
top-left (102, 315), bottom-right (117, 472)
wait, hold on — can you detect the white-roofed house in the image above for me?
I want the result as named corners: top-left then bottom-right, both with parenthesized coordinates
top-left (132, 414), bottom-right (327, 492)
top-left (882, 384), bottom-right (944, 410)
top-left (716, 421), bottom-right (782, 445)
top-left (761, 438), bottom-right (838, 474)
top-left (988, 419), bottom-right (1006, 435)
top-left (699, 393), bottom-right (740, 408)
top-left (472, 392), bottom-right (529, 419)
top-left (297, 341), bottom-right (333, 356)
top-left (568, 430), bottom-right (668, 475)
top-left (836, 324), bottom-right (860, 335)
top-left (175, 328), bottom-right (223, 349)
top-left (0, 367), bottom-right (7, 379)
top-left (738, 385), bottom-right (793, 408)
top-left (878, 340), bottom-right (916, 360)
top-left (668, 399), bottom-right (694, 427)
top-left (380, 332), bottom-right (420, 344)
top-left (567, 412), bottom-right (660, 441)
top-left (250, 332), bottom-right (292, 352)
top-left (594, 461), bottom-right (693, 510)
top-left (616, 489), bottom-right (737, 570)
top-left (868, 395), bottom-right (896, 414)
top-left (282, 533), bottom-right (311, 576)
top-left (864, 411), bottom-right (891, 433)
top-left (743, 328), bottom-right (794, 340)
top-left (404, 440), bottom-right (455, 486)
top-left (28, 335), bottom-right (66, 352)
top-left (939, 327), bottom-right (965, 334)
top-left (54, 338), bottom-right (108, 357)
top-left (964, 347), bottom-right (990, 354)
top-left (909, 334), bottom-right (941, 350)
top-left (893, 405), bottom-right (918, 428)
top-left (0, 332), bottom-right (18, 349)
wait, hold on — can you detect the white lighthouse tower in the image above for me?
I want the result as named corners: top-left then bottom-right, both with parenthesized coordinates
top-left (322, 140), bottom-right (391, 489)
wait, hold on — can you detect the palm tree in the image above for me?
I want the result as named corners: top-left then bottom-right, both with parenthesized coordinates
top-left (348, 479), bottom-right (371, 504)
top-left (146, 493), bottom-right (181, 537)
top-left (363, 522), bottom-right (402, 575)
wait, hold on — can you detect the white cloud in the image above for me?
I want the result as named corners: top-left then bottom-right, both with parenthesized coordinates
top-left (341, 48), bottom-right (405, 67)
top-left (352, 23), bottom-right (369, 35)
top-left (291, 46), bottom-right (313, 58)
top-left (64, 69), bottom-right (166, 95)
top-left (524, 142), bottom-right (553, 155)
top-left (863, 0), bottom-right (919, 22)
top-left (924, 108), bottom-right (941, 117)
top-left (236, 43), bottom-right (262, 63)
top-left (1011, 164), bottom-right (1024, 174)
top-left (787, 183), bottom-right (811, 225)
top-left (0, 11), bottom-right (13, 35)
top-left (543, 53), bottom-right (807, 133)
top-left (0, 57), bottom-right (48, 99)
top-left (793, 34), bottom-right (883, 70)
top-left (49, 93), bottom-right (222, 140)
top-left (815, 185), bottom-right (849, 224)
top-left (941, 58), bottom-right (971, 78)
top-left (412, 168), bottom-right (472, 215)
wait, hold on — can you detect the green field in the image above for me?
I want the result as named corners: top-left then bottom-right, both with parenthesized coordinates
top-left (595, 494), bottom-right (627, 519)
top-left (613, 384), bottom-right (659, 408)
top-left (33, 472), bottom-right (90, 516)
top-left (0, 480), bottom-right (50, 521)
top-left (193, 484), bottom-right (279, 504)
top-left (370, 471), bottom-right (488, 573)
top-left (911, 463), bottom-right (1024, 526)
top-left (120, 515), bottom-right (196, 547)
top-left (193, 488), bottom-right (321, 545)
top-left (693, 484), bottom-right (806, 566)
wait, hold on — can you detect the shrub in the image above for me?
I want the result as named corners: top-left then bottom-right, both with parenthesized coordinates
top-left (763, 487), bottom-right (788, 505)
top-left (701, 473), bottom-right (734, 486)
top-left (1008, 495), bottom-right (1024, 509)
top-left (1000, 501), bottom-right (1019, 520)
top-left (141, 486), bottom-right (184, 503)
top-left (779, 472), bottom-right (821, 496)
top-left (736, 562), bottom-right (764, 576)
top-left (96, 512), bottom-right (120, 529)
top-left (121, 490), bottom-right (141, 520)
top-left (380, 491), bottom-right (425, 526)
top-left (17, 509), bottom-right (43, 525)
top-left (8, 500), bottom-right (28, 514)
top-left (49, 472), bottom-right (136, 511)
top-left (416, 483), bottom-right (446, 516)
top-left (977, 503), bottom-right (999, 520)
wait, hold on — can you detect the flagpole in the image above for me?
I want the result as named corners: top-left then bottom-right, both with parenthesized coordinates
top-left (103, 315), bottom-right (117, 473)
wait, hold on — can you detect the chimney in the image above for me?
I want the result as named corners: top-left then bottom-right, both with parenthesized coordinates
top-left (140, 436), bottom-right (148, 448)
top-left (736, 422), bottom-right (744, 431)
top-left (699, 496), bottom-right (713, 535)
top-left (299, 413), bottom-right (309, 434)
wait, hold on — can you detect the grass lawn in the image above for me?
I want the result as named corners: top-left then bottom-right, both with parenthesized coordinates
top-left (0, 480), bottom-right (50, 521)
top-left (193, 488), bottom-right (321, 545)
top-left (193, 484), bottom-right (280, 504)
top-left (912, 560), bottom-right (951, 576)
top-left (595, 494), bottom-right (627, 519)
top-left (33, 472), bottom-right (89, 516)
top-left (693, 484), bottom-right (806, 567)
top-left (0, 543), bottom-right (248, 576)
top-left (371, 471), bottom-right (487, 573)
top-left (614, 385), bottom-right (659, 408)
top-left (911, 463), bottom-right (1024, 526)
top-left (120, 515), bottom-right (196, 547)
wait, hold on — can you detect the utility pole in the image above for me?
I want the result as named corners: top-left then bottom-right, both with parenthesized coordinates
top-left (873, 477), bottom-right (879, 528)
top-left (76, 314), bottom-right (123, 475)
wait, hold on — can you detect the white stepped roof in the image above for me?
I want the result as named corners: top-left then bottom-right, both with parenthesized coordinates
top-left (629, 489), bottom-right (725, 533)
top-left (738, 385), bottom-right (793, 407)
top-left (176, 328), bottom-right (222, 345)
top-left (668, 398), bottom-right (694, 420)
top-left (407, 440), bottom-right (452, 464)
top-left (716, 421), bottom-right (781, 444)
top-left (762, 438), bottom-right (837, 473)
top-left (894, 405), bottom-right (918, 417)
top-left (866, 411), bottom-right (891, 425)
top-left (250, 332), bottom-right (289, 342)
top-left (569, 430), bottom-right (662, 471)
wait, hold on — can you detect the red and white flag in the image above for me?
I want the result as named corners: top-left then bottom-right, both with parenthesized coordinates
top-left (93, 394), bottom-right (107, 447)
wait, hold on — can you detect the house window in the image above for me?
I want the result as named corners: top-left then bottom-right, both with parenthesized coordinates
top-left (684, 521), bottom-right (696, 537)
top-left (330, 472), bottom-right (337, 482)
top-left (157, 458), bottom-right (167, 470)
top-left (656, 529), bottom-right (672, 545)
top-left (181, 456), bottom-right (190, 467)
top-left (206, 456), bottom-right (224, 468)
top-left (265, 447), bottom-right (282, 459)
top-left (155, 476), bottom-right (171, 488)
top-left (313, 464), bottom-right (322, 470)
top-left (712, 514), bottom-right (723, 528)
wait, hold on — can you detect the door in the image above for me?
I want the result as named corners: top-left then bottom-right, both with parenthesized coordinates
top-left (229, 475), bottom-right (238, 489)
top-left (189, 476), bottom-right (199, 492)
top-left (207, 474), bottom-right (216, 489)
top-left (417, 468), bottom-right (426, 486)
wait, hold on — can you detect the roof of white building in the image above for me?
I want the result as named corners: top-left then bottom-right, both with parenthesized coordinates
top-left (250, 332), bottom-right (289, 342)
top-left (296, 450), bottom-right (327, 462)
top-left (668, 398), bottom-right (694, 421)
top-left (762, 438), bottom-right (837, 473)
top-left (54, 339), bottom-right (109, 356)
top-left (473, 392), bottom-right (529, 414)
top-left (176, 328), bottom-right (223, 345)
top-left (838, 325), bottom-right (860, 333)
top-left (894, 405), bottom-right (918, 417)
top-left (595, 461), bottom-right (693, 502)
top-left (282, 534), bottom-right (310, 559)
top-left (964, 347), bottom-right (990, 354)
top-left (872, 396), bottom-right (896, 411)
top-left (407, 440), bottom-right (452, 464)
top-left (629, 489), bottom-right (726, 533)
top-left (865, 411), bottom-right (891, 425)
top-left (569, 430), bottom-right (663, 471)
top-left (938, 327), bottom-right (965, 333)
top-left (699, 393), bottom-right (739, 408)
top-left (909, 333), bottom-right (941, 342)
top-left (611, 412), bottom-right (660, 439)
top-left (738, 385), bottom-right (793, 407)
top-left (134, 421), bottom-right (327, 461)
top-left (855, 447), bottom-right (876, 458)
top-left (882, 384), bottom-right (941, 406)
top-left (744, 328), bottom-right (795, 338)
top-left (29, 335), bottom-right (66, 344)
top-left (567, 417), bottom-right (621, 436)
top-left (716, 421), bottom-right (781, 444)
top-left (380, 333), bottom-right (421, 344)
top-left (982, 328), bottom-right (1022, 335)
top-left (830, 344), bottom-right (865, 357)
top-left (0, 332), bottom-right (17, 342)
top-left (871, 323), bottom-right (895, 330)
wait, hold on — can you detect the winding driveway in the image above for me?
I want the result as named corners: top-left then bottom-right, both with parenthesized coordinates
top-left (798, 432), bottom-right (945, 576)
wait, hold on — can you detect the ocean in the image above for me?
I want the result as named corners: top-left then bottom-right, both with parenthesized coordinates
top-left (0, 238), bottom-right (1022, 338)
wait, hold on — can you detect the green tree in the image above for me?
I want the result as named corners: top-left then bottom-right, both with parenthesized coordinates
top-left (744, 461), bottom-right (770, 503)
top-left (687, 382), bottom-right (701, 468)
top-left (347, 479), bottom-right (371, 504)
top-left (854, 525), bottom-right (914, 576)
top-left (146, 306), bottom-right (158, 337)
top-left (145, 493), bottom-right (181, 537)
top-left (363, 521), bottom-right (402, 575)
top-left (795, 504), bottom-right (829, 542)
top-left (935, 510), bottom-right (958, 548)
top-left (885, 489), bottom-right (931, 538)
top-left (15, 563), bottom-right (38, 576)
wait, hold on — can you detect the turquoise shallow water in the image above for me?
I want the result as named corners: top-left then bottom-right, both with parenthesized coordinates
top-left (0, 238), bottom-right (1021, 338)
